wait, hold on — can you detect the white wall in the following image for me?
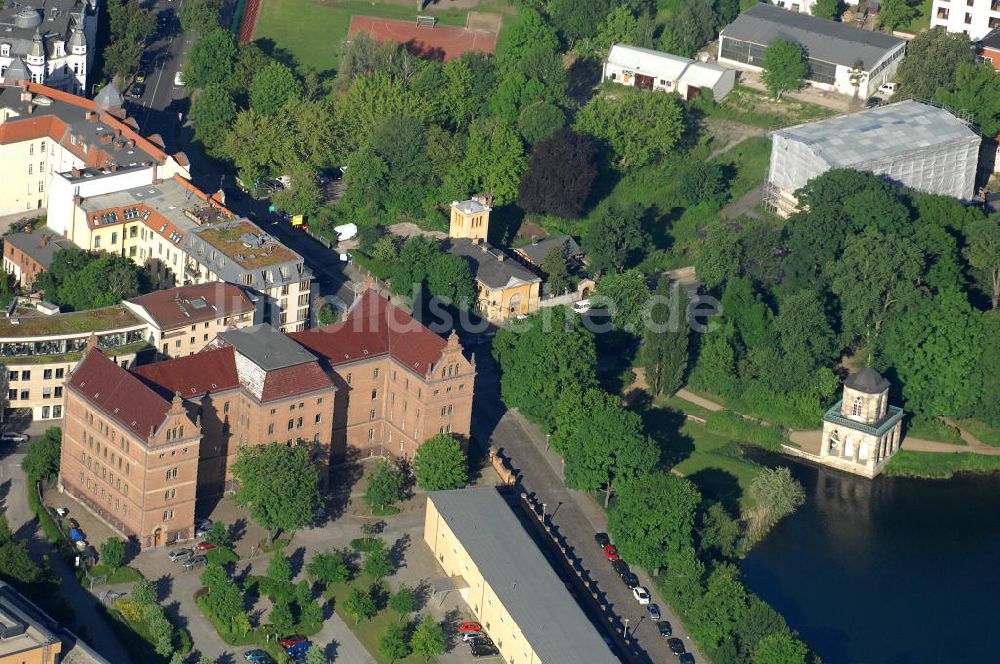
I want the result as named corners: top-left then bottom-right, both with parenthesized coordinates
top-left (931, 0), bottom-right (999, 41)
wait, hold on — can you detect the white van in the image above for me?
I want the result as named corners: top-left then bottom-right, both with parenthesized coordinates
top-left (572, 299), bottom-right (591, 314)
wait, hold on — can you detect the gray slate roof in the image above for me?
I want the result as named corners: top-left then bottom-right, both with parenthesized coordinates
top-left (774, 100), bottom-right (978, 168)
top-left (218, 324), bottom-right (317, 370)
top-left (0, 0), bottom-right (94, 59)
top-left (844, 367), bottom-right (890, 394)
top-left (93, 83), bottom-right (123, 111)
top-left (514, 234), bottom-right (582, 267)
top-left (721, 3), bottom-right (904, 69)
top-left (444, 238), bottom-right (540, 290)
top-left (428, 488), bottom-right (619, 664)
top-left (3, 227), bottom-right (73, 269)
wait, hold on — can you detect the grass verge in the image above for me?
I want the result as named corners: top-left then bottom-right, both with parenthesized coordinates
top-left (884, 450), bottom-right (1000, 478)
top-left (907, 418), bottom-right (963, 445)
top-left (104, 600), bottom-right (193, 663)
top-left (958, 419), bottom-right (1000, 447)
top-left (87, 564), bottom-right (143, 585)
top-left (205, 547), bottom-right (239, 566)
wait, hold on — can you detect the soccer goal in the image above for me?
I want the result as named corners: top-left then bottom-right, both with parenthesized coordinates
top-left (416, 15), bottom-right (436, 28)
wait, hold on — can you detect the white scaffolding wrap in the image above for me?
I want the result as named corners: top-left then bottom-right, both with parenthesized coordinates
top-left (766, 101), bottom-right (980, 216)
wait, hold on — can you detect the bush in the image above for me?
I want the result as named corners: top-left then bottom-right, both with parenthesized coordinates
top-left (205, 547), bottom-right (239, 566)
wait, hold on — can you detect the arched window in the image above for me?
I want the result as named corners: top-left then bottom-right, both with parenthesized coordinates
top-left (851, 396), bottom-right (863, 417)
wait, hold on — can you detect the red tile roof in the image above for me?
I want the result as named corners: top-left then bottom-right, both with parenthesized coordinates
top-left (261, 363), bottom-right (335, 402)
top-left (131, 347), bottom-right (241, 399)
top-left (131, 344), bottom-right (334, 403)
top-left (126, 283), bottom-right (253, 330)
top-left (68, 350), bottom-right (171, 438)
top-left (290, 290), bottom-right (447, 376)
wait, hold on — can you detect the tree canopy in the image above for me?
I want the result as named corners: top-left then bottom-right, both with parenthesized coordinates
top-left (231, 443), bottom-right (320, 539)
top-left (761, 40), bottom-right (806, 98)
top-left (413, 435), bottom-right (468, 491)
top-left (518, 128), bottom-right (597, 218)
top-left (896, 28), bottom-right (973, 101)
top-left (575, 88), bottom-right (684, 168)
top-left (608, 472), bottom-right (701, 571)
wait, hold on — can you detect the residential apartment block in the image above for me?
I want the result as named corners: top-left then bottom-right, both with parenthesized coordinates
top-left (124, 282), bottom-right (255, 358)
top-left (0, 0), bottom-right (98, 95)
top-left (0, 81), bottom-right (189, 216)
top-left (931, 0), bottom-right (1000, 40)
top-left (59, 289), bottom-right (475, 548)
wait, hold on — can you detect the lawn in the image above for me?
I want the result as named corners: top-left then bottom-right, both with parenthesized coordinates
top-left (958, 419), bottom-right (1000, 447)
top-left (642, 404), bottom-right (765, 509)
top-left (254, 0), bottom-right (473, 72)
top-left (899, 0), bottom-right (933, 34)
top-left (699, 85), bottom-right (836, 129)
top-left (86, 564), bottom-right (143, 585)
top-left (709, 135), bottom-right (772, 201)
top-left (884, 450), bottom-right (1000, 478)
top-left (323, 575), bottom-right (438, 664)
top-left (906, 418), bottom-right (964, 445)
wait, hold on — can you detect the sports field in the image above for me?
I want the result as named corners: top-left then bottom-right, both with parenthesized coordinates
top-left (349, 15), bottom-right (497, 62)
top-left (253, 0), bottom-right (474, 72)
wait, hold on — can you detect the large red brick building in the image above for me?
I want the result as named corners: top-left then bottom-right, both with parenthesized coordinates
top-left (58, 289), bottom-right (475, 548)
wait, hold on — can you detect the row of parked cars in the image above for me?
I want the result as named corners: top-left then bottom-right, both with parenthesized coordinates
top-left (459, 621), bottom-right (500, 658)
top-left (595, 533), bottom-right (694, 663)
top-left (165, 519), bottom-right (215, 570)
top-left (243, 635), bottom-right (312, 662)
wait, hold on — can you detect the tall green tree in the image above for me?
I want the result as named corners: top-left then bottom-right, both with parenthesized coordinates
top-left (550, 0), bottom-right (611, 43)
top-left (184, 28), bottom-right (237, 89)
top-left (306, 551), bottom-right (350, 585)
top-left (249, 62), bottom-right (302, 116)
top-left (378, 622), bottom-right (411, 662)
top-left (557, 388), bottom-right (659, 505)
top-left (690, 563), bottom-right (748, 650)
top-left (413, 435), bottom-right (468, 491)
top-left (608, 472), bottom-right (701, 572)
top-left (389, 585), bottom-right (416, 617)
top-left (935, 62), bottom-right (1000, 136)
top-left (965, 216), bottom-right (1000, 309)
top-left (877, 0), bottom-right (917, 31)
top-left (761, 39), bottom-right (806, 98)
top-left (753, 633), bottom-right (810, 664)
top-left (896, 27), bottom-right (973, 100)
top-left (812, 0), bottom-right (843, 20)
top-left (542, 245), bottom-right (572, 295)
top-left (976, 310), bottom-right (1000, 425)
top-left (272, 163), bottom-right (323, 217)
top-left (657, 0), bottom-right (719, 58)
top-left (362, 540), bottom-right (394, 580)
top-left (0, 515), bottom-right (41, 583)
top-left (269, 600), bottom-right (294, 631)
top-left (180, 0), bottom-right (223, 34)
top-left (190, 84), bottom-right (237, 153)
top-left (363, 460), bottom-right (405, 512)
top-left (771, 290), bottom-right (837, 389)
top-left (344, 587), bottom-right (377, 624)
top-left (829, 227), bottom-right (922, 359)
top-left (575, 89), bottom-right (684, 168)
top-left (451, 118), bottom-right (527, 206)
top-left (410, 613), bottom-right (446, 662)
top-left (100, 537), bottom-right (125, 569)
top-left (21, 428), bottom-right (61, 481)
top-left (883, 289), bottom-right (984, 417)
top-left (583, 203), bottom-right (649, 274)
top-left (266, 550), bottom-right (292, 584)
top-left (595, 269), bottom-right (651, 332)
top-left (641, 280), bottom-right (689, 397)
top-left (491, 311), bottom-right (597, 429)
top-left (517, 128), bottom-right (598, 219)
top-left (231, 443), bottom-right (321, 541)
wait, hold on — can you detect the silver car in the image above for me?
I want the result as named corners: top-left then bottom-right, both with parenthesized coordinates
top-left (183, 555), bottom-right (207, 570)
top-left (168, 548), bottom-right (193, 562)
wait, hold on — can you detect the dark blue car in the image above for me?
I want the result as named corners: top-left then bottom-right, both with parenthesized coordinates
top-left (285, 640), bottom-right (311, 657)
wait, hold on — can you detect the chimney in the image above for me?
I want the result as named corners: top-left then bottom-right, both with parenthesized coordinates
top-left (110, 162), bottom-right (118, 172)
top-left (71, 167), bottom-right (80, 178)
top-left (85, 111), bottom-right (96, 121)
top-left (85, 333), bottom-right (99, 352)
top-left (20, 90), bottom-right (32, 103)
top-left (497, 252), bottom-right (505, 262)
top-left (73, 194), bottom-right (82, 206)
top-left (127, 139), bottom-right (136, 148)
top-left (115, 128), bottom-right (122, 137)
top-left (39, 234), bottom-right (48, 248)
top-left (25, 104), bottom-right (33, 115)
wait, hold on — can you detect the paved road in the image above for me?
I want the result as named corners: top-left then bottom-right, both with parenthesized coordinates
top-left (470, 350), bottom-right (705, 664)
top-left (0, 454), bottom-right (132, 663)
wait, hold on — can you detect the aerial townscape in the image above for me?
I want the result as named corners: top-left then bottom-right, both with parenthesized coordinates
top-left (1, 0), bottom-right (1000, 663)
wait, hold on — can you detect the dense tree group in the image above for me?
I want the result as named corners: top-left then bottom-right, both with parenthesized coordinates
top-left (35, 248), bottom-right (151, 311)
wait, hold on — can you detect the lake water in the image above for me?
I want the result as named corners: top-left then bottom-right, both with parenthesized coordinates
top-left (740, 452), bottom-right (1000, 663)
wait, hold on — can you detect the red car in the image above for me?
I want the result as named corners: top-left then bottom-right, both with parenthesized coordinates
top-left (195, 542), bottom-right (216, 552)
top-left (279, 635), bottom-right (307, 648)
top-left (458, 622), bottom-right (482, 633)
top-left (603, 544), bottom-right (620, 561)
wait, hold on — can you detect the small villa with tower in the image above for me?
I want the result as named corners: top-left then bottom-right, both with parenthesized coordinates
top-left (816, 368), bottom-right (905, 478)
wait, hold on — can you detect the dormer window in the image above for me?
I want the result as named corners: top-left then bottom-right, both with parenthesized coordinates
top-left (851, 396), bottom-right (863, 417)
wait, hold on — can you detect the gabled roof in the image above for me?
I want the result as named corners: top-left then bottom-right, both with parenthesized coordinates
top-left (131, 347), bottom-right (241, 400)
top-left (607, 43), bottom-right (692, 80)
top-left (290, 289), bottom-right (448, 376)
top-left (513, 234), bottom-right (582, 267)
top-left (444, 238), bottom-right (541, 290)
top-left (68, 349), bottom-right (170, 438)
top-left (3, 226), bottom-right (74, 269)
top-left (721, 3), bottom-right (904, 69)
top-left (125, 282), bottom-right (253, 330)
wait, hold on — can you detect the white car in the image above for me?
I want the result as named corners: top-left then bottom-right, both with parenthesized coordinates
top-left (878, 82), bottom-right (897, 96)
top-left (633, 586), bottom-right (650, 605)
top-left (572, 299), bottom-right (591, 314)
top-left (174, 70), bottom-right (184, 87)
top-left (0, 432), bottom-right (29, 443)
